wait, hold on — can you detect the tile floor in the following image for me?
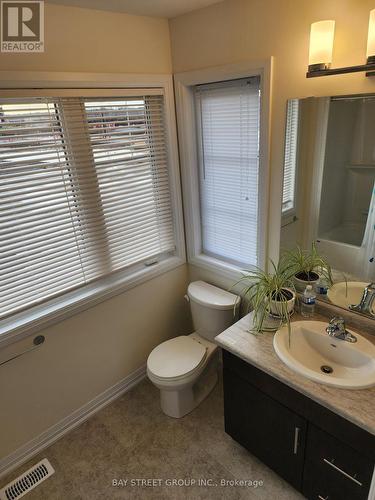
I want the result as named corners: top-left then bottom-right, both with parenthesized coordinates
top-left (0, 374), bottom-right (305, 499)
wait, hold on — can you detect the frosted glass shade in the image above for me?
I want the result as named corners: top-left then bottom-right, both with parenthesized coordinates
top-left (367, 9), bottom-right (375, 61)
top-left (308, 20), bottom-right (335, 69)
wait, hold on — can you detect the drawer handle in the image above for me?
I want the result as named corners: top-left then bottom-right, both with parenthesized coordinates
top-left (318, 496), bottom-right (329, 500)
top-left (323, 458), bottom-right (362, 486)
top-left (293, 427), bottom-right (300, 454)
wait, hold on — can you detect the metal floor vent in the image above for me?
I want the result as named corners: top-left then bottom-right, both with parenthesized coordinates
top-left (0, 459), bottom-right (55, 500)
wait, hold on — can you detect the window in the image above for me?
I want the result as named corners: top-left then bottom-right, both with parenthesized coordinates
top-left (282, 99), bottom-right (299, 215)
top-left (0, 92), bottom-right (176, 320)
top-left (195, 77), bottom-right (261, 267)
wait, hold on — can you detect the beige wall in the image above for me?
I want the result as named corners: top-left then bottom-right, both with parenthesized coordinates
top-left (169, 0), bottom-right (375, 279)
top-left (0, 4), bottom-right (192, 465)
top-left (0, 3), bottom-right (172, 73)
top-left (0, 266), bottom-right (192, 459)
top-left (3, 0), bottom-right (375, 467)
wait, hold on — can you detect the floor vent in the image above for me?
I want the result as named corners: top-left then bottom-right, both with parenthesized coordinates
top-left (0, 459), bottom-right (54, 500)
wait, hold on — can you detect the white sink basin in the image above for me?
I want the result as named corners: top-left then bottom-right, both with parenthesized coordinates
top-left (327, 282), bottom-right (374, 314)
top-left (273, 321), bottom-right (375, 389)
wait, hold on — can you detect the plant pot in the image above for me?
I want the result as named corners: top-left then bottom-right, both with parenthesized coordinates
top-left (293, 271), bottom-right (320, 292)
top-left (268, 288), bottom-right (296, 317)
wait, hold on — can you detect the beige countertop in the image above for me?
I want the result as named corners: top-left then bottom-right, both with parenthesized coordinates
top-left (215, 312), bottom-right (375, 436)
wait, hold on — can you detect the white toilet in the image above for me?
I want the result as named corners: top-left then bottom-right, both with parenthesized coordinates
top-left (147, 281), bottom-right (240, 418)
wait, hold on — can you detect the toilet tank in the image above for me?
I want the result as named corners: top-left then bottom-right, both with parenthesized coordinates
top-left (187, 281), bottom-right (240, 341)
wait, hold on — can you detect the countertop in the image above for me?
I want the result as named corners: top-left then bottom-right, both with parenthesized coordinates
top-left (215, 312), bottom-right (375, 436)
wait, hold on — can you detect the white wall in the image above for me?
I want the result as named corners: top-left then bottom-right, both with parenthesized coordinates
top-left (319, 100), bottom-right (357, 234)
top-left (170, 0), bottom-right (375, 288)
top-left (3, 0), bottom-right (375, 467)
top-left (0, 3), bottom-right (192, 465)
top-left (0, 3), bottom-right (172, 73)
top-left (0, 266), bottom-right (191, 460)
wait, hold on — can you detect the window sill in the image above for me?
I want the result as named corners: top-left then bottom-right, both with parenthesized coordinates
top-left (0, 255), bottom-right (185, 347)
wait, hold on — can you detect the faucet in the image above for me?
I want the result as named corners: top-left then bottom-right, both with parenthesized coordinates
top-left (326, 317), bottom-right (357, 343)
top-left (349, 283), bottom-right (375, 318)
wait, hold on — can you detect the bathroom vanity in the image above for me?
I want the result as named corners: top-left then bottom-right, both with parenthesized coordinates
top-left (216, 314), bottom-right (375, 500)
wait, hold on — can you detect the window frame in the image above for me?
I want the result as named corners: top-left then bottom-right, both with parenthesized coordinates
top-left (174, 60), bottom-right (273, 281)
top-left (0, 72), bottom-right (186, 346)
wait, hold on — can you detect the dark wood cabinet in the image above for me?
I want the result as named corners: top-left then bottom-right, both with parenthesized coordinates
top-left (303, 425), bottom-right (373, 500)
top-left (224, 366), bottom-right (306, 489)
top-left (222, 350), bottom-right (375, 500)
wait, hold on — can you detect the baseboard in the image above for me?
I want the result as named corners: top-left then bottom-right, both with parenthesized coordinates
top-left (0, 364), bottom-right (147, 479)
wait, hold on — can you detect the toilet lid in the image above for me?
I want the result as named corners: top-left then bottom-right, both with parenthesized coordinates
top-left (147, 336), bottom-right (207, 379)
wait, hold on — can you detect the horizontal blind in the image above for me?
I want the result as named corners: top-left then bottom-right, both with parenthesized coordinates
top-left (195, 77), bottom-right (261, 267)
top-left (0, 94), bottom-right (175, 319)
top-left (83, 97), bottom-right (175, 272)
top-left (0, 99), bottom-right (87, 317)
top-left (282, 99), bottom-right (299, 213)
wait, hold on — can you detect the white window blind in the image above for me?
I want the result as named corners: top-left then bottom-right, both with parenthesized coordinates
top-left (0, 93), bottom-right (175, 319)
top-left (195, 77), bottom-right (261, 268)
top-left (282, 99), bottom-right (299, 214)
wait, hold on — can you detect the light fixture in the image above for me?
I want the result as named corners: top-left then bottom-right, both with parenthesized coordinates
top-left (366, 9), bottom-right (375, 64)
top-left (308, 20), bottom-right (335, 72)
top-left (306, 11), bottom-right (375, 78)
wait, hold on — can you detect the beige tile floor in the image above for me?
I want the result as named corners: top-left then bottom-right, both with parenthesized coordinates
top-left (0, 375), bottom-right (305, 499)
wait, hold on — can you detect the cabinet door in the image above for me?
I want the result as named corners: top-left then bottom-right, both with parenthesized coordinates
top-left (223, 366), bottom-right (307, 490)
top-left (303, 425), bottom-right (373, 500)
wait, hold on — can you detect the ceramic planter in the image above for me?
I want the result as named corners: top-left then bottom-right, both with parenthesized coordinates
top-left (268, 288), bottom-right (296, 317)
top-left (293, 271), bottom-right (319, 292)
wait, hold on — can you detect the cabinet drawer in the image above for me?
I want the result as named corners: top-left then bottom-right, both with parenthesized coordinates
top-left (303, 424), bottom-right (373, 500)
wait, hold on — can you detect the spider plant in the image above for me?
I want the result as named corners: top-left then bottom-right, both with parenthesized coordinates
top-left (233, 259), bottom-right (296, 336)
top-left (281, 242), bottom-right (333, 291)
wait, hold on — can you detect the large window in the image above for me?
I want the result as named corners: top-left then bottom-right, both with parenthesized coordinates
top-left (195, 77), bottom-right (261, 267)
top-left (0, 92), bottom-right (176, 320)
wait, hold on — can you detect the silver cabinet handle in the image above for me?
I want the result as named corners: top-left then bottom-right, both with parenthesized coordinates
top-left (318, 496), bottom-right (328, 500)
top-left (293, 427), bottom-right (300, 454)
top-left (323, 458), bottom-right (362, 486)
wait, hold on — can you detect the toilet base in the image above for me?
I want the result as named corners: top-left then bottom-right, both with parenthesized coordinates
top-left (159, 354), bottom-right (219, 418)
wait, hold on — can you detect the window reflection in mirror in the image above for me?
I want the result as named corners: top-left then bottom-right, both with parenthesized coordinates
top-left (280, 94), bottom-right (375, 316)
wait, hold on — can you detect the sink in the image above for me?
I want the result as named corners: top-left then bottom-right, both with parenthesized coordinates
top-left (327, 282), bottom-right (374, 314)
top-left (273, 321), bottom-right (375, 389)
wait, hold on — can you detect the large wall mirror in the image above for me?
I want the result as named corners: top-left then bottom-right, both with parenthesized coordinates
top-left (280, 94), bottom-right (375, 319)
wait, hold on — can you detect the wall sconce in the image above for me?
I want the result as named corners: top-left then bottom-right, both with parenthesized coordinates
top-left (308, 20), bottom-right (335, 72)
top-left (367, 9), bottom-right (375, 65)
top-left (306, 10), bottom-right (375, 78)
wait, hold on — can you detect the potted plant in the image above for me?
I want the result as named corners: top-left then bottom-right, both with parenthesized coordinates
top-left (281, 243), bottom-right (333, 293)
top-left (234, 260), bottom-right (296, 334)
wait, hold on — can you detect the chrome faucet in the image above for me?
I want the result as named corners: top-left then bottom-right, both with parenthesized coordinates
top-left (326, 317), bottom-right (357, 343)
top-left (349, 283), bottom-right (375, 318)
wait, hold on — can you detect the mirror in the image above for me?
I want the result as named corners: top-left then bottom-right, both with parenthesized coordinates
top-left (280, 94), bottom-right (375, 318)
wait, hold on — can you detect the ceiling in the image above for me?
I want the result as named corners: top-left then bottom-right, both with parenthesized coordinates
top-left (46, 0), bottom-right (224, 18)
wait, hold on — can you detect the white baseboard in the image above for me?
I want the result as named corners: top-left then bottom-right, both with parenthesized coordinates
top-left (0, 364), bottom-right (147, 479)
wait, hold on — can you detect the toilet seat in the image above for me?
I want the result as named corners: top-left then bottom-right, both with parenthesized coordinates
top-left (147, 336), bottom-right (207, 381)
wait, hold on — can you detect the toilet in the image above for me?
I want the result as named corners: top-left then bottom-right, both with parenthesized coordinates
top-left (147, 281), bottom-right (240, 418)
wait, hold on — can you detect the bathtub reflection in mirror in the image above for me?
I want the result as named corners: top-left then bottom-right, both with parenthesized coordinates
top-left (280, 94), bottom-right (375, 317)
